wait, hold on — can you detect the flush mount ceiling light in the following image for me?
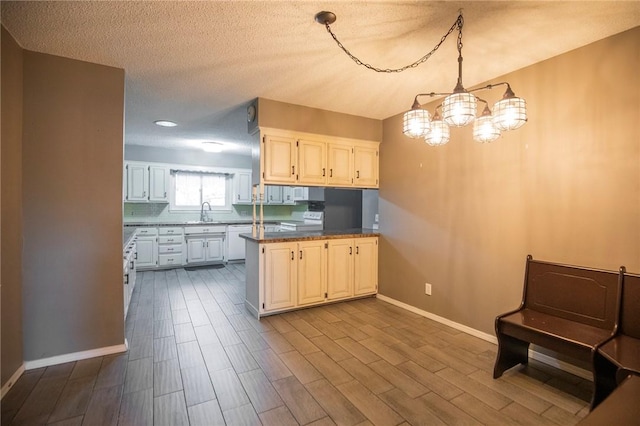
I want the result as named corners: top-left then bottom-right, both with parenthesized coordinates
top-left (202, 142), bottom-right (223, 153)
top-left (154, 120), bottom-right (177, 127)
top-left (315, 10), bottom-right (527, 146)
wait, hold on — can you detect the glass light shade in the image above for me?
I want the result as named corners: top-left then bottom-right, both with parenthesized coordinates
top-left (442, 92), bottom-right (477, 127)
top-left (403, 109), bottom-right (431, 138)
top-left (492, 97), bottom-right (527, 130)
top-left (425, 119), bottom-right (450, 146)
top-left (473, 115), bottom-right (501, 143)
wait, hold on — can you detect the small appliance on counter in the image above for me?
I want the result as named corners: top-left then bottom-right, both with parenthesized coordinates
top-left (279, 211), bottom-right (324, 232)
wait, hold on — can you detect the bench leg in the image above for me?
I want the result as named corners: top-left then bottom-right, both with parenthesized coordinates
top-left (592, 351), bottom-right (618, 410)
top-left (493, 334), bottom-right (530, 379)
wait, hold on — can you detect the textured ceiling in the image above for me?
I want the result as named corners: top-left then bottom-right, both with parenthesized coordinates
top-left (2, 1), bottom-right (639, 154)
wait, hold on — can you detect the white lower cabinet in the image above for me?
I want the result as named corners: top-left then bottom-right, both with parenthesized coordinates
top-left (258, 236), bottom-right (377, 315)
top-left (135, 228), bottom-right (158, 269)
top-left (263, 242), bottom-right (297, 311)
top-left (297, 240), bottom-right (327, 306)
top-left (158, 227), bottom-right (184, 267)
top-left (354, 237), bottom-right (378, 295)
top-left (123, 240), bottom-right (137, 318)
top-left (327, 239), bottom-right (354, 301)
top-left (187, 237), bottom-right (225, 263)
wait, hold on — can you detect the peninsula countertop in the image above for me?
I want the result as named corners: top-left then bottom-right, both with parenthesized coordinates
top-left (240, 228), bottom-right (380, 243)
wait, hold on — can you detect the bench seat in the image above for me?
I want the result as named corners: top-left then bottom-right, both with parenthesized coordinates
top-left (593, 273), bottom-right (640, 407)
top-left (598, 335), bottom-right (640, 375)
top-left (494, 256), bottom-right (623, 409)
top-left (500, 309), bottom-right (613, 361)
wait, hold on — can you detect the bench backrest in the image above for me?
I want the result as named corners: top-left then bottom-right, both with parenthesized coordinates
top-left (621, 273), bottom-right (640, 338)
top-left (523, 257), bottom-right (621, 330)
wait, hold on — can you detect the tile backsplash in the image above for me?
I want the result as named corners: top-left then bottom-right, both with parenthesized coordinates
top-left (123, 202), bottom-right (306, 223)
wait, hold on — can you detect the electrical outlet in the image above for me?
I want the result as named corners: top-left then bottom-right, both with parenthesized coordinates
top-left (425, 283), bottom-right (432, 295)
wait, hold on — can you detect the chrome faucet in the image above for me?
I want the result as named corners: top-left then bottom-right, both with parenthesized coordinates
top-left (200, 202), bottom-right (212, 222)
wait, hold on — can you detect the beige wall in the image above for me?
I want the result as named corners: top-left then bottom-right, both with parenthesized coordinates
top-left (21, 50), bottom-right (125, 360)
top-left (379, 27), bottom-right (640, 335)
top-left (1, 26), bottom-right (25, 387)
top-left (258, 98), bottom-right (383, 142)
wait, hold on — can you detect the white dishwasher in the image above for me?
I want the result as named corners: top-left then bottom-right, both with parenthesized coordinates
top-left (227, 225), bottom-right (253, 261)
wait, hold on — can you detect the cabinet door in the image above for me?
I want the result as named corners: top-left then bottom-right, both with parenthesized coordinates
top-left (234, 171), bottom-right (252, 204)
top-left (136, 237), bottom-right (157, 268)
top-left (282, 187), bottom-right (295, 204)
top-left (298, 240), bottom-right (327, 306)
top-left (205, 237), bottom-right (225, 261)
top-left (264, 243), bottom-right (297, 311)
top-left (327, 239), bottom-right (354, 300)
top-left (149, 165), bottom-right (169, 202)
top-left (354, 145), bottom-right (379, 188)
top-left (266, 186), bottom-right (283, 204)
top-left (292, 187), bottom-right (309, 201)
top-left (187, 238), bottom-right (206, 263)
top-left (354, 237), bottom-right (378, 295)
top-left (263, 134), bottom-right (297, 184)
top-left (298, 139), bottom-right (327, 185)
top-left (327, 143), bottom-right (353, 186)
top-left (126, 163), bottom-right (149, 201)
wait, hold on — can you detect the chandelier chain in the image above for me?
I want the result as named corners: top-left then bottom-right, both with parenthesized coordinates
top-left (323, 14), bottom-right (464, 73)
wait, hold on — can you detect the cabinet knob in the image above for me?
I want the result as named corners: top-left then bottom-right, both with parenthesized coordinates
top-left (356, 170), bottom-right (360, 178)
top-left (322, 168), bottom-right (325, 177)
top-left (330, 169), bottom-right (333, 177)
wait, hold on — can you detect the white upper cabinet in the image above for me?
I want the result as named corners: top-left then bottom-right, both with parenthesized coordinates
top-left (125, 162), bottom-right (169, 202)
top-left (148, 165), bottom-right (169, 202)
top-left (233, 170), bottom-right (252, 204)
top-left (126, 163), bottom-right (148, 201)
top-left (298, 139), bottom-right (327, 185)
top-left (257, 128), bottom-right (379, 189)
top-left (353, 145), bottom-right (379, 188)
top-left (327, 142), bottom-right (353, 186)
top-left (263, 134), bottom-right (297, 184)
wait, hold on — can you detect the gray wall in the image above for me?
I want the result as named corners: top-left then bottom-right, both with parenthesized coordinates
top-left (22, 50), bottom-right (125, 360)
top-left (257, 98), bottom-right (383, 142)
top-left (125, 144), bottom-right (251, 169)
top-left (1, 26), bottom-right (24, 387)
top-left (379, 27), bottom-right (640, 335)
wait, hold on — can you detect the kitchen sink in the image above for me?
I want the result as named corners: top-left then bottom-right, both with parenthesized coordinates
top-left (185, 220), bottom-right (221, 224)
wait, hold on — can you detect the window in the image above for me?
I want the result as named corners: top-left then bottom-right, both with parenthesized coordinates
top-left (171, 171), bottom-right (231, 210)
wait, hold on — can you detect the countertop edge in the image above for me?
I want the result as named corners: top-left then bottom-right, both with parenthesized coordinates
top-left (240, 229), bottom-right (380, 243)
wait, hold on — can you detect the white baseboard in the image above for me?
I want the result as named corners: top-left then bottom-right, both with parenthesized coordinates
top-left (376, 294), bottom-right (591, 380)
top-left (1, 363), bottom-right (26, 399)
top-left (24, 343), bottom-right (128, 371)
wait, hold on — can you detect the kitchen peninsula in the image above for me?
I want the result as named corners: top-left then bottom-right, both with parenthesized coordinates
top-left (242, 229), bottom-right (379, 318)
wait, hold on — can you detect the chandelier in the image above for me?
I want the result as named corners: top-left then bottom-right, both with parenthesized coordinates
top-left (315, 11), bottom-right (528, 145)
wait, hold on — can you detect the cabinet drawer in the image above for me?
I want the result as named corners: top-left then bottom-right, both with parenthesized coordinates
top-left (184, 225), bottom-right (226, 235)
top-left (159, 236), bottom-right (182, 244)
top-left (159, 227), bottom-right (183, 236)
top-left (159, 244), bottom-right (182, 254)
top-left (136, 227), bottom-right (158, 236)
top-left (159, 254), bottom-right (182, 266)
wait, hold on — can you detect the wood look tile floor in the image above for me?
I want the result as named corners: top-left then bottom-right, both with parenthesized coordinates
top-left (2, 264), bottom-right (592, 426)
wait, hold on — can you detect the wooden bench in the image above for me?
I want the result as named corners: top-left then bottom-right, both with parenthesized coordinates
top-left (593, 272), bottom-right (640, 407)
top-left (493, 255), bottom-right (623, 407)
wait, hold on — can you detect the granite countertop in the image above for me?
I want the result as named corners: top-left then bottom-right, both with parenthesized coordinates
top-left (124, 220), bottom-right (281, 227)
top-left (240, 228), bottom-right (380, 243)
